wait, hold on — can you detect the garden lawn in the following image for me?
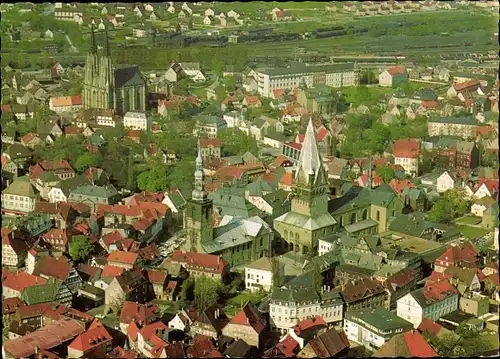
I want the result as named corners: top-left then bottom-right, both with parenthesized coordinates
top-left (458, 225), bottom-right (489, 240)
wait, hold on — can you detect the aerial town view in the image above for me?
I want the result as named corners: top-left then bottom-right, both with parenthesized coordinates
top-left (1, 1), bottom-right (499, 358)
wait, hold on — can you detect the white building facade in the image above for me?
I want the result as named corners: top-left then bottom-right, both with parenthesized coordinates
top-left (123, 111), bottom-right (151, 131)
top-left (396, 289), bottom-right (459, 328)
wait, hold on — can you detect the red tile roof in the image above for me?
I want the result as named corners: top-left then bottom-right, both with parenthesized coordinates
top-left (120, 301), bottom-right (160, 326)
top-left (244, 95), bottom-right (260, 104)
top-left (2, 297), bottom-right (25, 314)
top-left (42, 228), bottom-right (72, 248)
top-left (342, 278), bottom-right (386, 303)
top-left (101, 265), bottom-right (124, 278)
top-left (33, 256), bottom-right (71, 281)
top-left (273, 88), bottom-right (285, 98)
top-left (454, 79), bottom-right (481, 91)
top-left (280, 171), bottom-right (293, 186)
top-left (386, 65), bottom-right (406, 76)
top-left (213, 166), bottom-right (247, 182)
top-left (64, 127), bottom-right (83, 135)
top-left (434, 243), bottom-right (478, 268)
top-left (403, 330), bottom-right (439, 357)
top-left (389, 179), bottom-right (416, 195)
top-left (102, 231), bottom-right (124, 247)
top-left (68, 324), bottom-right (112, 353)
top-left (358, 174), bottom-right (384, 187)
top-left (294, 315), bottom-right (327, 336)
top-left (144, 269), bottom-right (167, 285)
top-left (424, 279), bottom-right (458, 301)
top-left (274, 335), bottom-right (299, 357)
top-left (107, 251), bottom-right (138, 266)
top-left (229, 303), bottom-right (266, 334)
top-left (21, 132), bottom-right (37, 144)
top-left (384, 267), bottom-right (418, 292)
top-left (417, 319), bottom-right (443, 336)
top-left (392, 138), bottom-right (420, 158)
top-left (127, 130), bottom-right (142, 138)
top-left (171, 250), bottom-right (227, 274)
top-left (29, 160), bottom-right (74, 179)
top-left (139, 321), bottom-right (168, 341)
top-left (199, 138), bottom-right (222, 148)
top-left (3, 318), bottom-right (85, 358)
top-left (419, 100), bottom-right (439, 109)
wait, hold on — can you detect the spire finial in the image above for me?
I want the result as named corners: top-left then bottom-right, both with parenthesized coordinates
top-left (89, 24), bottom-right (97, 54)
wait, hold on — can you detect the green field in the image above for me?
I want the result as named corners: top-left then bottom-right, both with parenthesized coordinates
top-left (223, 291), bottom-right (265, 316)
top-left (459, 225), bottom-right (489, 240)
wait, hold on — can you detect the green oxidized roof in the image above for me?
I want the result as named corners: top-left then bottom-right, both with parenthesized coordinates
top-left (58, 174), bottom-right (91, 197)
top-left (428, 116), bottom-right (477, 125)
top-left (208, 190), bottom-right (258, 218)
top-left (246, 179), bottom-right (273, 196)
top-left (271, 286), bottom-right (320, 303)
top-left (3, 178), bottom-right (37, 197)
top-left (69, 183), bottom-right (119, 200)
top-left (329, 185), bottom-right (400, 215)
top-left (262, 190), bottom-right (291, 210)
top-left (22, 278), bottom-right (62, 305)
top-left (345, 307), bottom-right (413, 331)
top-left (388, 213), bottom-right (433, 237)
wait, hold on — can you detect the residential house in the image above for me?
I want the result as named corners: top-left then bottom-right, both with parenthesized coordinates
top-left (2, 178), bottom-right (38, 215)
top-left (33, 256), bottom-right (83, 293)
top-left (443, 266), bottom-right (481, 294)
top-left (168, 308), bottom-right (198, 332)
top-left (344, 307), bottom-right (413, 351)
top-left (482, 203), bottom-right (498, 229)
top-left (41, 228), bottom-right (73, 252)
top-left (199, 138), bottom-right (222, 160)
top-left (379, 65), bottom-right (408, 87)
top-left (166, 62), bottom-right (206, 83)
top-left (245, 256), bottom-right (284, 292)
top-left (436, 170), bottom-right (457, 193)
top-left (3, 143), bottom-right (32, 167)
top-left (47, 175), bottom-right (90, 203)
top-left (373, 330), bottom-right (438, 357)
top-left (193, 114), bottom-right (227, 138)
top-left (169, 250), bottom-right (229, 281)
top-left (242, 95), bottom-right (262, 108)
top-left (104, 269), bottom-right (153, 310)
top-left (49, 96), bottom-right (83, 113)
top-left (381, 267), bottom-right (420, 310)
top-left (392, 139), bottom-right (420, 177)
top-left (396, 280), bottom-right (459, 328)
top-left (433, 242), bottom-right (479, 273)
top-left (68, 184), bottom-right (121, 213)
top-left (297, 327), bottom-right (350, 358)
top-left (119, 301), bottom-right (160, 335)
top-left (67, 321), bottom-right (113, 358)
top-left (427, 116), bottom-right (478, 139)
top-left (459, 293), bottom-right (490, 317)
top-left (222, 302), bottom-right (266, 348)
top-left (143, 270), bottom-right (168, 300)
top-left (107, 251), bottom-right (139, 270)
top-left (190, 304), bottom-right (229, 339)
top-left (341, 277), bottom-right (389, 311)
top-left (471, 196), bottom-right (496, 217)
top-left (123, 111), bottom-right (151, 131)
top-left (2, 228), bottom-right (29, 268)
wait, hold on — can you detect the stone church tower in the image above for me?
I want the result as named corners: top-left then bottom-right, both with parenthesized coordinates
top-left (274, 118), bottom-right (337, 256)
top-left (83, 25), bottom-right (115, 111)
top-left (183, 144), bottom-right (214, 252)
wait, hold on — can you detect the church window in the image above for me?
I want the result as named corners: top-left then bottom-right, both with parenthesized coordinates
top-left (284, 230), bottom-right (288, 239)
top-left (362, 209), bottom-right (368, 220)
top-left (350, 212), bottom-right (357, 224)
top-left (295, 233), bottom-right (299, 241)
top-left (376, 211), bottom-right (380, 221)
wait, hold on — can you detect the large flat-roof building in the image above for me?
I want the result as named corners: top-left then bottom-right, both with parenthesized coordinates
top-left (257, 63), bottom-right (358, 98)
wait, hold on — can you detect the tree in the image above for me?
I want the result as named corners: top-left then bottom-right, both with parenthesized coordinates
top-left (69, 235), bottom-right (94, 262)
top-left (180, 277), bottom-right (194, 304)
top-left (223, 75), bottom-right (237, 92)
top-left (360, 70), bottom-right (378, 85)
top-left (423, 332), bottom-right (459, 357)
top-left (218, 128), bottom-right (259, 156)
top-left (443, 188), bottom-right (472, 217)
top-left (376, 165), bottom-right (395, 183)
top-left (137, 162), bottom-right (170, 192)
top-left (126, 155), bottom-right (136, 191)
top-left (75, 153), bottom-right (100, 173)
top-left (193, 277), bottom-right (223, 311)
top-left (427, 199), bottom-right (454, 224)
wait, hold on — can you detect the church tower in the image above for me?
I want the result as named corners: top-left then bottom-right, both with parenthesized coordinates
top-left (98, 28), bottom-right (115, 110)
top-left (274, 118), bottom-right (337, 256)
top-left (83, 25), bottom-right (99, 109)
top-left (291, 118), bottom-right (330, 217)
top-left (83, 26), bottom-right (115, 111)
top-left (183, 145), bottom-right (214, 252)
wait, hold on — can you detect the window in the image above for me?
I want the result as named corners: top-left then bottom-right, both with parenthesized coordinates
top-left (376, 211), bottom-right (380, 221)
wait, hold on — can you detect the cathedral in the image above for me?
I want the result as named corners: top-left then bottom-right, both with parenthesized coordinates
top-left (83, 26), bottom-right (147, 116)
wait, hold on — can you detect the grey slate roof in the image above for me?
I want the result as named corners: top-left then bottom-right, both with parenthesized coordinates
top-left (428, 116), bottom-right (477, 125)
top-left (114, 66), bottom-right (145, 88)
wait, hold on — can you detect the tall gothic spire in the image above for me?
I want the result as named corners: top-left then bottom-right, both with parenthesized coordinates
top-left (295, 118), bottom-right (324, 185)
top-left (104, 27), bottom-right (111, 57)
top-left (89, 24), bottom-right (97, 54)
